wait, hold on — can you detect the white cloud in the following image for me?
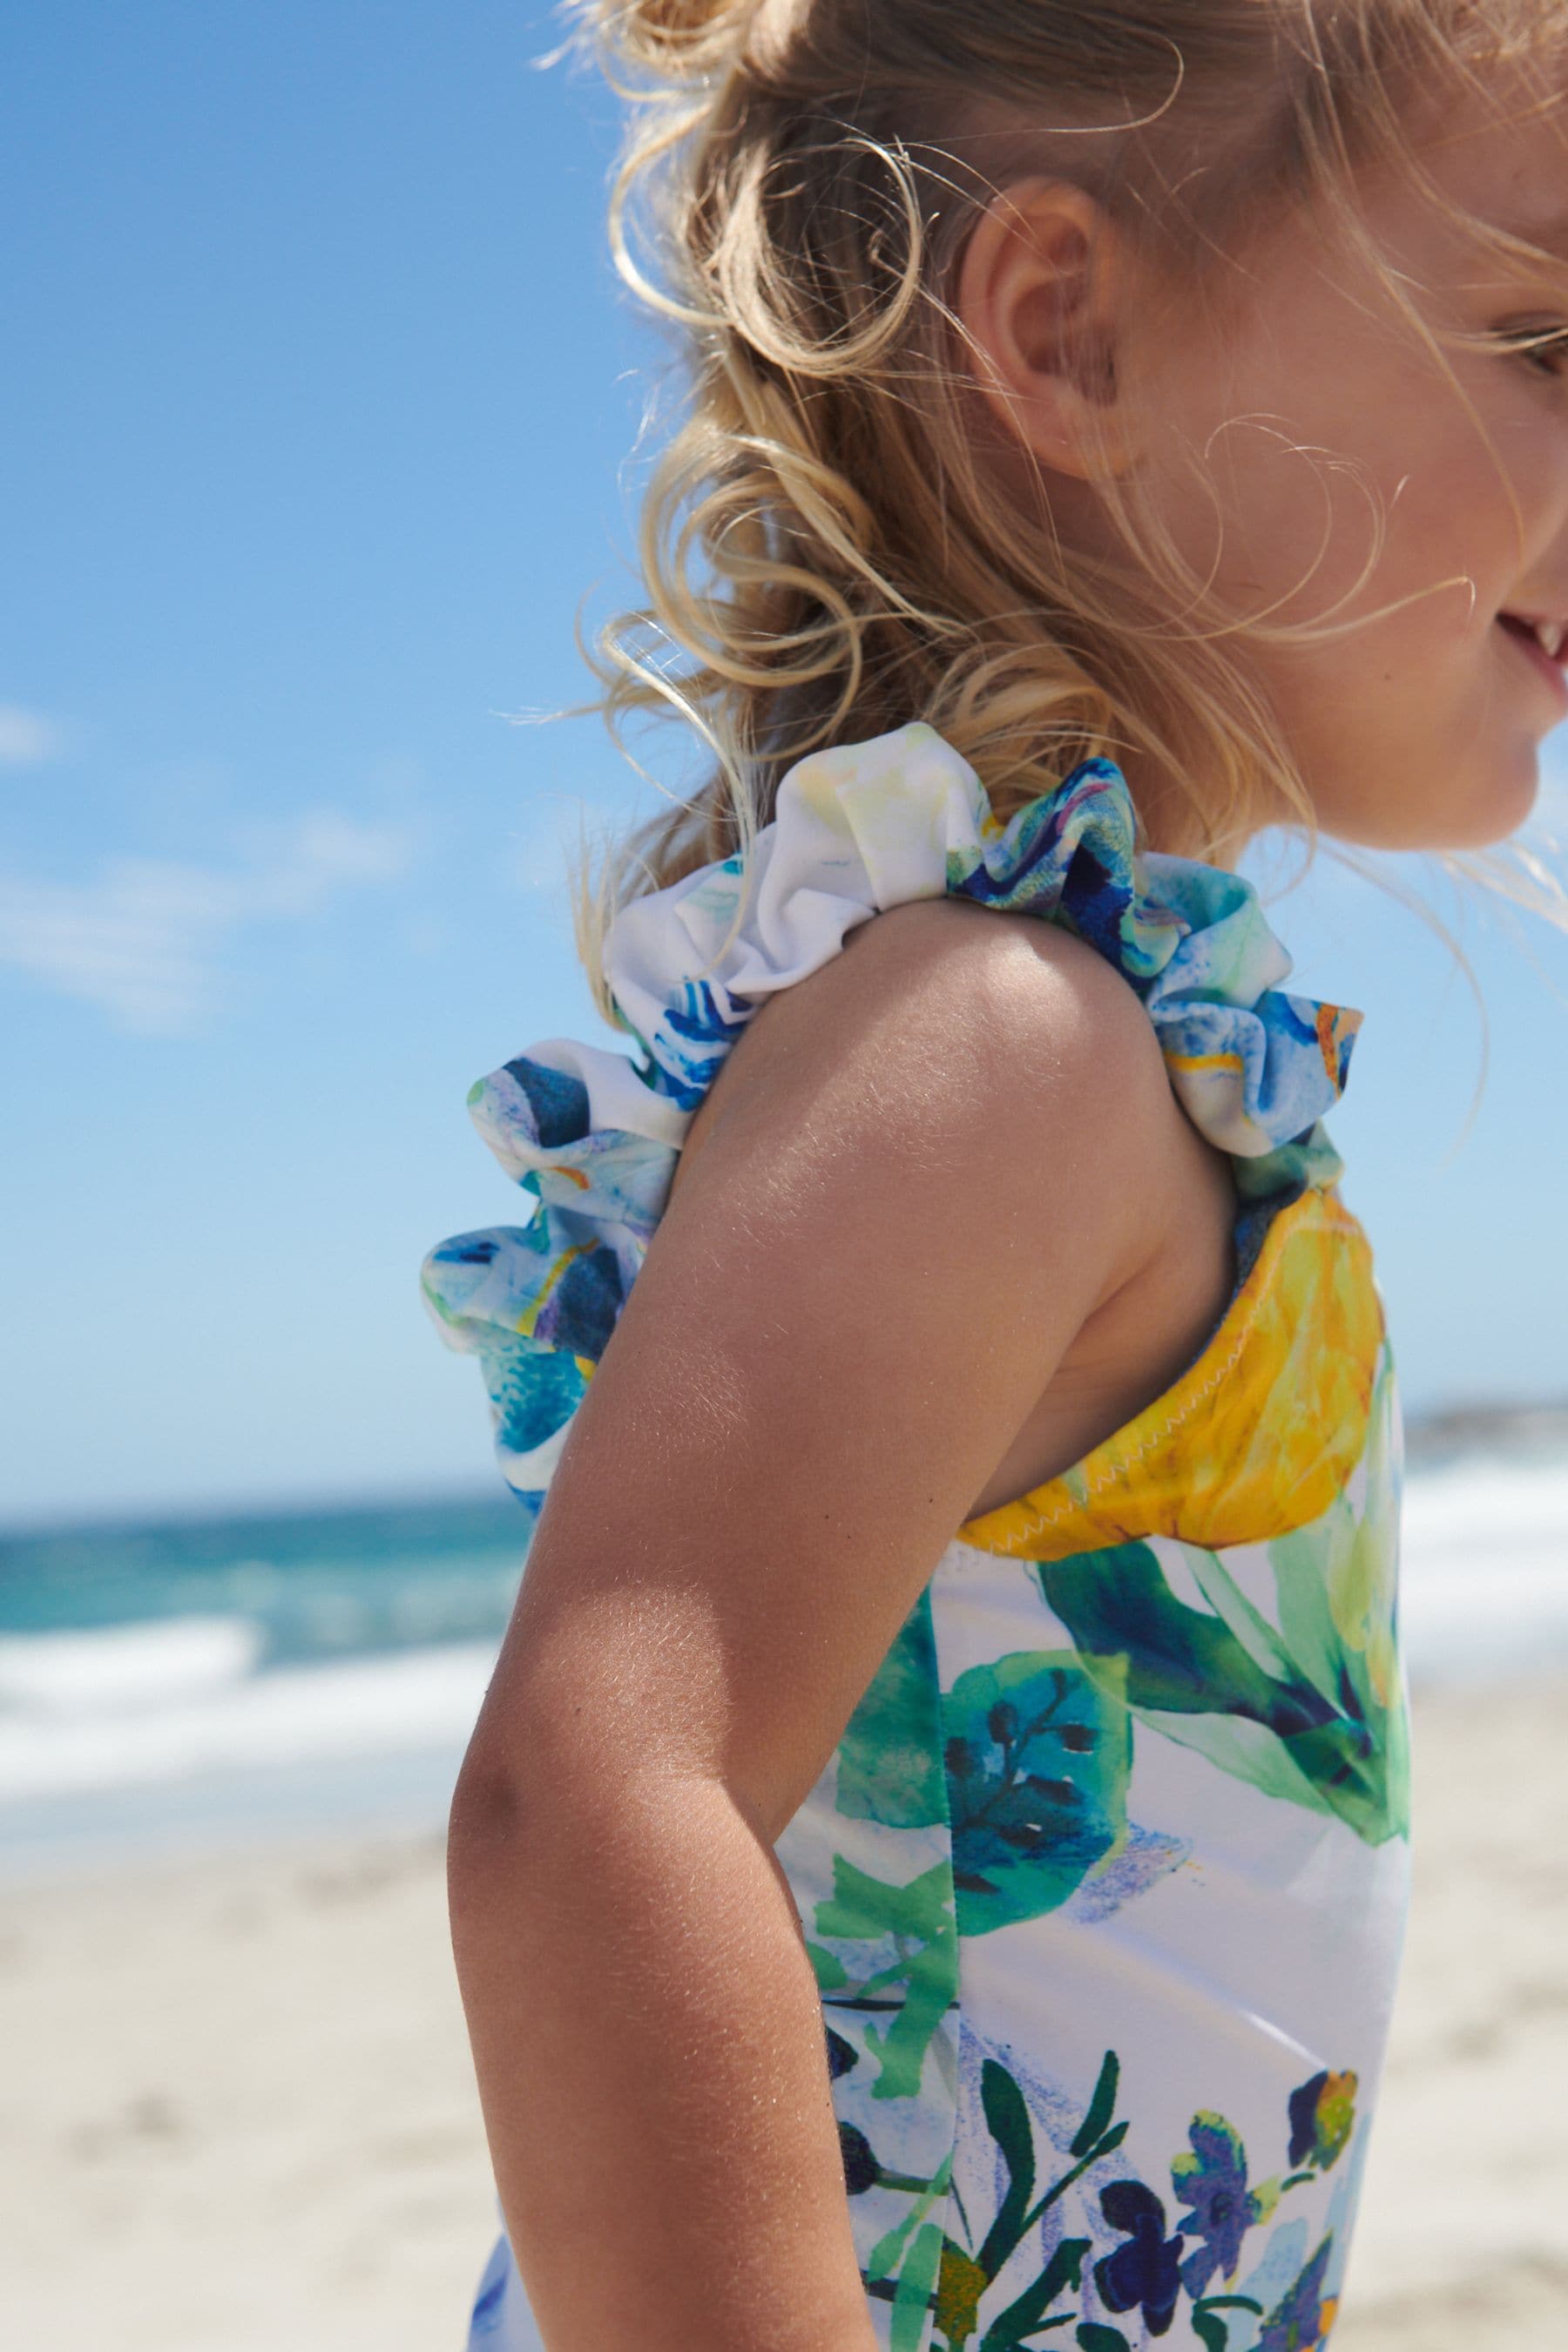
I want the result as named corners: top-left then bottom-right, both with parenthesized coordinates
top-left (247, 808), bottom-right (416, 915)
top-left (0, 810), bottom-right (416, 1036)
top-left (0, 705), bottom-right (63, 767)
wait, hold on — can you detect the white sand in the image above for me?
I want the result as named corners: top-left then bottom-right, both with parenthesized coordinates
top-left (3, 1677), bottom-right (1565, 2349)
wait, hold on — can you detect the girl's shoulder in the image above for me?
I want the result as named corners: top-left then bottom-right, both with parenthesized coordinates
top-left (843, 889), bottom-right (1171, 1062)
top-left (673, 879), bottom-right (1175, 1135)
top-left (595, 720), bottom-right (1355, 1204)
top-left (662, 886), bottom-right (1185, 1300)
top-left (425, 721), bottom-right (1360, 1541)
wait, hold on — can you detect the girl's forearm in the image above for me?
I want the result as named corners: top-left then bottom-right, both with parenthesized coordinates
top-left (447, 1757), bottom-right (883, 2352)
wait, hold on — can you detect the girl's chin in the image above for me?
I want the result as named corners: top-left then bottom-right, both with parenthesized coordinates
top-left (1450, 760), bottom-right (1544, 851)
top-left (1320, 759), bottom-right (1542, 853)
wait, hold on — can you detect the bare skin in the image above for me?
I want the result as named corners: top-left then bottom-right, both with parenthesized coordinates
top-left (665, 901), bottom-right (1240, 1524)
top-left (447, 60), bottom-right (1568, 2352)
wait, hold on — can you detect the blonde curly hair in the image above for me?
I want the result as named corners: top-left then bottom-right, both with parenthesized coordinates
top-left (548, 0), bottom-right (1568, 1026)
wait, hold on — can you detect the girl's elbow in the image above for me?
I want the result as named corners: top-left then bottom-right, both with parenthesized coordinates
top-left (446, 1731), bottom-right (536, 1904)
top-left (445, 1703), bottom-right (588, 1907)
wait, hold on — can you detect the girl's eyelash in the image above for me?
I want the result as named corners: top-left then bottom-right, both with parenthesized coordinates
top-left (1501, 324), bottom-right (1568, 377)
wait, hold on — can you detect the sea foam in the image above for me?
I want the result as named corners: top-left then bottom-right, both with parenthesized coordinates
top-left (0, 1634), bottom-right (495, 1801)
top-left (0, 1449), bottom-right (1560, 1835)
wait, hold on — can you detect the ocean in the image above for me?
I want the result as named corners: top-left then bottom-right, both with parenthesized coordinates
top-left (2, 1443), bottom-right (1565, 1882)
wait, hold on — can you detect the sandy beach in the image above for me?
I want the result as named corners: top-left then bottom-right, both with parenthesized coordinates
top-left (3, 1675), bottom-right (1565, 2351)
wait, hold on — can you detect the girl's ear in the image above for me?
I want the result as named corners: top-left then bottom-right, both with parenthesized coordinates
top-left (954, 176), bottom-right (1141, 482)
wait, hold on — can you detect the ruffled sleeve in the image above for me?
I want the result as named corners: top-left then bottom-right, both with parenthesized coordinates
top-left (420, 720), bottom-right (1361, 1514)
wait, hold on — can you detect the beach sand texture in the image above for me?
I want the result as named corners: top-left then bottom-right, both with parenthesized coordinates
top-left (2, 1677), bottom-right (1564, 2350)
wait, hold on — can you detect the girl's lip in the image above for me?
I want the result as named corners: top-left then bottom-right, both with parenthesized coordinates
top-left (1497, 613), bottom-right (1568, 716)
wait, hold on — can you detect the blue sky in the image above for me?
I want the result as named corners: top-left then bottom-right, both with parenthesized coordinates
top-left (5, 1), bottom-right (1568, 1527)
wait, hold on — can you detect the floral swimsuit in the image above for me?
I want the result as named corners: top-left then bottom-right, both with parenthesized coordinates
top-left (423, 721), bottom-right (1410, 2352)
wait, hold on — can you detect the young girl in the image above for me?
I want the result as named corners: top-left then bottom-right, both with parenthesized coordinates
top-left (422, 5), bottom-right (1568, 2348)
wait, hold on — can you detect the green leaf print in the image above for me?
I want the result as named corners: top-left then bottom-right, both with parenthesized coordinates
top-left (814, 1850), bottom-right (953, 1948)
top-left (1037, 1546), bottom-right (1311, 1720)
top-left (814, 1855), bottom-right (958, 2101)
top-left (864, 2152), bottom-right (953, 2254)
top-left (892, 2220), bottom-right (949, 2352)
top-left (1071, 2051), bottom-right (1121, 2160)
top-left (943, 1653), bottom-right (1132, 1935)
top-left (976, 2061), bottom-right (1036, 2279)
top-left (981, 2235), bottom-right (1090, 2348)
top-left (1036, 1540), bottom-right (1406, 1847)
top-left (804, 1940), bottom-right (849, 1991)
top-left (836, 1587), bottom-right (949, 1828)
top-left (933, 2050), bottom-right (1127, 2351)
top-left (1268, 1490), bottom-right (1409, 1841)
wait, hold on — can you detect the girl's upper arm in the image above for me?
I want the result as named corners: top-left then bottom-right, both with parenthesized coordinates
top-left (461, 898), bottom-right (1174, 1848)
